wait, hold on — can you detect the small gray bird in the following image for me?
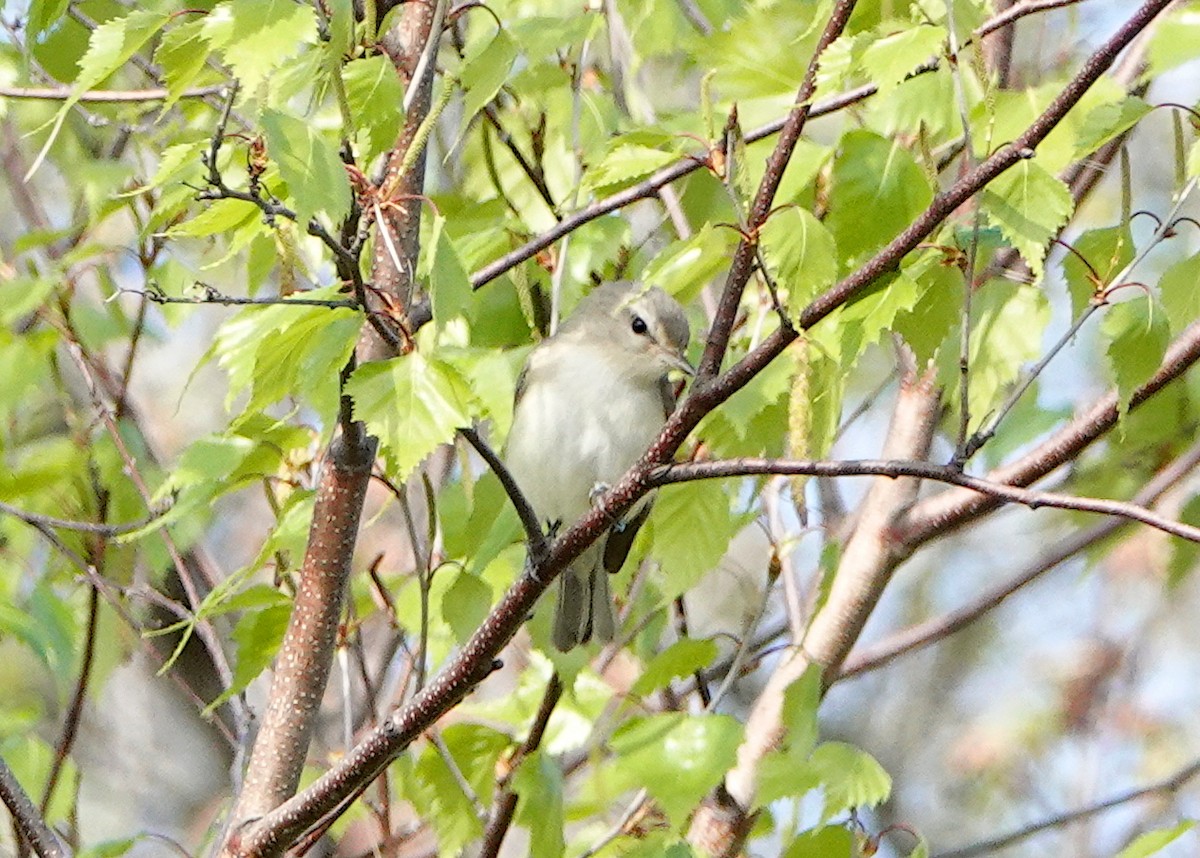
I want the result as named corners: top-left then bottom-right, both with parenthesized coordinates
top-left (506, 281), bottom-right (693, 651)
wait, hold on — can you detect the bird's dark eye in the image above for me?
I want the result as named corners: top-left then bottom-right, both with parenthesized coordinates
top-left (631, 315), bottom-right (648, 335)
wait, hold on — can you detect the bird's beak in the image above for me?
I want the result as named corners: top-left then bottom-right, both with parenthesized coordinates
top-left (662, 347), bottom-right (694, 376)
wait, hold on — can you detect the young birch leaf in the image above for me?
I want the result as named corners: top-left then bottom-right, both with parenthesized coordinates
top-left (29, 10), bottom-right (171, 177)
top-left (759, 207), bottom-right (838, 316)
top-left (1102, 296), bottom-right (1170, 418)
top-left (1071, 96), bottom-right (1152, 161)
top-left (1159, 252), bottom-right (1200, 336)
top-left (202, 0), bottom-right (317, 94)
top-left (213, 293), bottom-right (361, 420)
top-left (460, 29), bottom-right (518, 122)
top-left (442, 570), bottom-right (492, 644)
top-left (512, 750), bottom-right (566, 858)
top-left (631, 637), bottom-right (719, 697)
top-left (582, 144), bottom-right (678, 196)
top-left (1061, 226), bottom-right (1133, 317)
top-left (346, 353), bottom-right (475, 481)
top-left (859, 25), bottom-right (946, 96)
top-left (649, 481), bottom-right (739, 601)
top-left (808, 742), bottom-right (892, 823)
top-left (981, 160), bottom-right (1074, 280)
top-left (421, 215), bottom-right (472, 328)
top-left (610, 713), bottom-right (742, 827)
top-left (261, 109), bottom-right (352, 229)
top-left (154, 18), bottom-right (210, 112)
top-left (826, 130), bottom-right (933, 269)
top-left (343, 55), bottom-right (404, 163)
top-left (962, 284), bottom-right (1049, 431)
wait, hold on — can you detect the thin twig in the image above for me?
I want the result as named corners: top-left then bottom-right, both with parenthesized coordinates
top-left (0, 500), bottom-right (164, 535)
top-left (458, 426), bottom-right (548, 562)
top-left (935, 757), bottom-right (1200, 858)
top-left (0, 84), bottom-right (225, 102)
top-left (650, 457), bottom-right (1200, 544)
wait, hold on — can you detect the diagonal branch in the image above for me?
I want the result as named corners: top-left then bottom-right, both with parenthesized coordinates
top-left (0, 758), bottom-right (68, 858)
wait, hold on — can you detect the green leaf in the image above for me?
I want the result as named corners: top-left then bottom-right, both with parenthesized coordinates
top-left (1101, 296), bottom-right (1170, 417)
top-left (758, 665), bottom-right (822, 805)
top-left (1061, 226), bottom-right (1133, 317)
top-left (442, 570), bottom-right (492, 644)
top-left (632, 637), bottom-right (719, 697)
top-left (27, 0), bottom-right (69, 38)
top-left (981, 160), bottom-right (1074, 280)
top-left (512, 749), bottom-right (566, 858)
top-left (212, 290), bottom-right (362, 420)
top-left (610, 713), bottom-right (742, 826)
top-left (1115, 820), bottom-right (1196, 858)
top-left (784, 825), bottom-right (854, 858)
top-left (1072, 96), bottom-right (1152, 160)
top-left (154, 18), bottom-right (211, 111)
top-left (826, 130), bottom-right (933, 270)
top-left (261, 108), bottom-right (352, 229)
top-left (408, 724), bottom-right (510, 855)
top-left (1160, 252), bottom-right (1200, 337)
top-left (202, 0), bottom-right (317, 93)
top-left (206, 600), bottom-right (291, 712)
top-left (1167, 496), bottom-right (1200, 588)
top-left (30, 10), bottom-right (171, 177)
top-left (343, 55), bottom-right (404, 163)
top-left (346, 352), bottom-right (476, 481)
top-left (421, 215), bottom-right (472, 329)
top-left (760, 207), bottom-right (838, 315)
top-left (808, 741), bottom-right (892, 823)
top-left (859, 25), bottom-right (946, 96)
top-left (460, 29), bottom-right (518, 122)
top-left (649, 481), bottom-right (739, 601)
top-left (166, 198), bottom-right (259, 238)
top-left (582, 144), bottom-right (678, 196)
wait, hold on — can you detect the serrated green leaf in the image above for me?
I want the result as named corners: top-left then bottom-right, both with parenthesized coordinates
top-left (582, 144), bottom-right (678, 196)
top-left (212, 293), bottom-right (361, 420)
top-left (642, 226), bottom-right (738, 305)
top-left (808, 741), bottom-right (892, 822)
top-left (649, 481), bottom-right (738, 600)
top-left (154, 17), bottom-right (211, 112)
top-left (261, 109), bottom-right (351, 229)
top-left (421, 215), bottom-right (472, 328)
top-left (1061, 226), bottom-right (1133, 317)
top-left (1115, 820), bottom-right (1196, 858)
top-left (140, 140), bottom-right (207, 193)
top-left (758, 665), bottom-right (823, 806)
top-left (826, 130), bottom-right (933, 269)
top-left (1072, 96), bottom-right (1152, 161)
top-left (981, 160), bottom-right (1074, 280)
top-left (1102, 296), bottom-right (1170, 417)
top-left (760, 207), bottom-right (838, 315)
top-left (408, 724), bottom-right (510, 855)
top-left (347, 352), bottom-right (476, 481)
top-left (343, 55), bottom-right (404, 162)
top-left (859, 25), bottom-right (945, 96)
top-left (460, 29), bottom-right (518, 122)
top-left (632, 637), bottom-right (719, 697)
top-left (512, 749), bottom-right (565, 858)
top-left (206, 601), bottom-right (292, 712)
top-left (442, 570), bottom-right (492, 644)
top-left (1160, 252), bottom-right (1200, 336)
top-left (202, 0), bottom-right (317, 93)
top-left (610, 713), bottom-right (742, 826)
top-left (961, 284), bottom-right (1050, 433)
top-left (29, 10), bottom-right (171, 178)
top-left (166, 198), bottom-right (259, 238)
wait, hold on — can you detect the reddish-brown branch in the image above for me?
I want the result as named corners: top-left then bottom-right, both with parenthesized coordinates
top-left (227, 436), bottom-right (376, 829)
